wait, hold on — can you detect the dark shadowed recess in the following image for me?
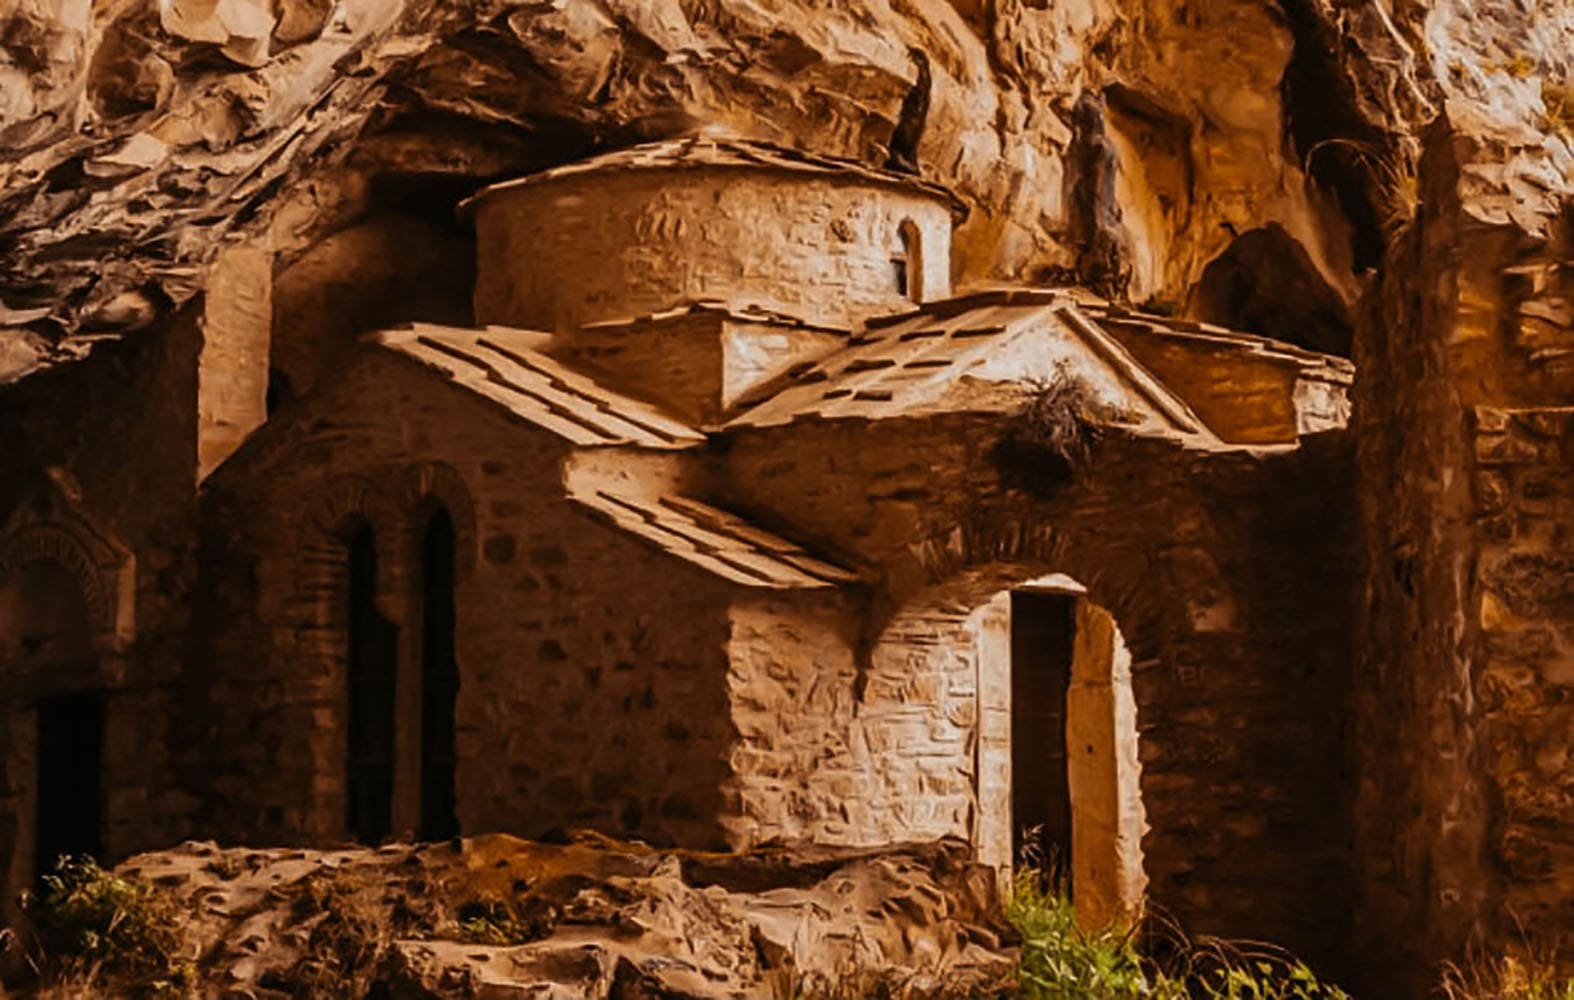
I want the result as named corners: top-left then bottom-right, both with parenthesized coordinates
top-left (1194, 224), bottom-right (1354, 356)
top-left (1277, 0), bottom-right (1391, 274)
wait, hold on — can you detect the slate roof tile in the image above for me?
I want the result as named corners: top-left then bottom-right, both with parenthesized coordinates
top-left (459, 134), bottom-right (965, 220)
top-left (571, 488), bottom-right (858, 590)
top-left (727, 294), bottom-right (1209, 437)
top-left (373, 324), bottom-right (704, 449)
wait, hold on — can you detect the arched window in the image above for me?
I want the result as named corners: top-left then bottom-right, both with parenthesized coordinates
top-left (419, 509), bottom-right (459, 840)
top-left (892, 219), bottom-right (924, 302)
top-left (346, 525), bottom-right (396, 844)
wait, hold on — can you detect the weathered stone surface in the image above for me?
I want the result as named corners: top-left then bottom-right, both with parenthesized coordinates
top-left (97, 833), bottom-right (1013, 998)
top-left (4, 1), bottom-right (1574, 996)
top-left (0, 0), bottom-right (1511, 377)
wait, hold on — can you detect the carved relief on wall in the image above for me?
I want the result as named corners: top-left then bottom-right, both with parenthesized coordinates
top-left (0, 469), bottom-right (135, 695)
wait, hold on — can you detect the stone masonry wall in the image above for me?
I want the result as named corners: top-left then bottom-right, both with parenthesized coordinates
top-left (716, 414), bottom-right (1357, 971)
top-left (722, 593), bottom-right (867, 848)
top-left (194, 352), bottom-right (745, 851)
top-left (0, 305), bottom-right (209, 916)
top-left (1353, 125), bottom-right (1574, 992)
top-left (1472, 406), bottom-right (1574, 937)
top-left (472, 169), bottom-right (952, 333)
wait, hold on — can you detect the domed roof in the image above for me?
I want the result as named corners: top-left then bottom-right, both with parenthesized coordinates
top-left (458, 132), bottom-right (965, 221)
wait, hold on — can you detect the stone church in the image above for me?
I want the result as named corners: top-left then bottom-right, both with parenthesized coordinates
top-left (0, 135), bottom-right (1360, 959)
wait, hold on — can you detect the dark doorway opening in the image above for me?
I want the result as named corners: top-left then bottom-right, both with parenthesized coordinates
top-left (265, 368), bottom-right (295, 416)
top-left (35, 692), bottom-right (104, 877)
top-left (419, 510), bottom-right (459, 841)
top-left (346, 526), bottom-right (397, 844)
top-left (1011, 590), bottom-right (1075, 880)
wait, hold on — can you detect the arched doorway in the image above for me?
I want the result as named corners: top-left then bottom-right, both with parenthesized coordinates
top-left (895, 568), bottom-right (1147, 930)
top-left (0, 559), bottom-right (104, 877)
top-left (418, 509), bottom-right (459, 841)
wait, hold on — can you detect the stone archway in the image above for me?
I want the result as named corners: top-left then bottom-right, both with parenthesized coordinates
top-left (0, 486), bottom-right (133, 917)
top-left (866, 564), bottom-right (1148, 931)
top-left (861, 511), bottom-right (1173, 930)
top-left (967, 576), bottom-right (1146, 930)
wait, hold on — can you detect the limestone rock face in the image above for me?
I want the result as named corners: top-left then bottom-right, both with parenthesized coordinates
top-left (0, 0), bottom-right (1513, 377)
top-left (1, 0), bottom-right (1567, 374)
top-left (105, 834), bottom-right (1013, 998)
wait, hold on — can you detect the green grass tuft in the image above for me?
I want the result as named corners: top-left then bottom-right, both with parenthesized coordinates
top-left (1005, 868), bottom-right (1349, 1000)
top-left (27, 855), bottom-right (193, 997)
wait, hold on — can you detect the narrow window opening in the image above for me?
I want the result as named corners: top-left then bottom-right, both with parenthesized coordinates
top-left (894, 220), bottom-right (923, 303)
top-left (346, 526), bottom-right (397, 844)
top-left (265, 368), bottom-right (295, 417)
top-left (35, 691), bottom-right (104, 878)
top-left (1010, 589), bottom-right (1075, 881)
top-left (419, 510), bottom-right (460, 841)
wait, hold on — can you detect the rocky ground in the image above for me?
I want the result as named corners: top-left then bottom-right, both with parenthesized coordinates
top-left (19, 833), bottom-right (1015, 998)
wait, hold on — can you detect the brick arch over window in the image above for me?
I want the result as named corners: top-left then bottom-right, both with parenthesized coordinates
top-left (296, 474), bottom-right (401, 606)
top-left (294, 474), bottom-right (402, 842)
top-left (398, 462), bottom-right (473, 843)
top-left (399, 463), bottom-right (477, 581)
top-left (0, 529), bottom-right (118, 657)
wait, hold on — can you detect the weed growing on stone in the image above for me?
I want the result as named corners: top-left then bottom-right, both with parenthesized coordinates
top-left (1301, 137), bottom-right (1418, 239)
top-left (270, 869), bottom-right (397, 997)
top-left (1008, 869), bottom-right (1176, 999)
top-left (992, 366), bottom-right (1120, 499)
top-left (201, 854), bottom-right (245, 880)
top-left (1440, 940), bottom-right (1574, 1000)
top-left (25, 855), bottom-right (193, 997)
top-left (1541, 82), bottom-right (1574, 139)
top-left (455, 895), bottom-right (550, 945)
top-left (1005, 868), bottom-right (1350, 1000)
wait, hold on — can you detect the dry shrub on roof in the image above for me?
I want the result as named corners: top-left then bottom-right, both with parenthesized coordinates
top-left (991, 366), bottom-right (1121, 499)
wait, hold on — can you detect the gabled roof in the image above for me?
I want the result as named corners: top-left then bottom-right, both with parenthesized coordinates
top-left (458, 133), bottom-right (964, 220)
top-left (1081, 301), bottom-right (1355, 385)
top-left (726, 291), bottom-right (1212, 441)
top-left (570, 486), bottom-right (858, 590)
top-left (372, 324), bottom-right (704, 449)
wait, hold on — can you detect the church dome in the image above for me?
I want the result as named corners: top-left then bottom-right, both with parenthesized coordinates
top-left (461, 134), bottom-right (960, 333)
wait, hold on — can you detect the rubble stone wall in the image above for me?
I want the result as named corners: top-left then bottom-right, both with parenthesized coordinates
top-left (472, 169), bottom-right (952, 333)
top-left (1352, 127), bottom-right (1574, 990)
top-left (1472, 406), bottom-right (1574, 942)
top-left (716, 415), bottom-right (1357, 969)
top-left (0, 307), bottom-right (209, 915)
top-left (194, 352), bottom-right (744, 851)
top-left (721, 594), bottom-right (867, 848)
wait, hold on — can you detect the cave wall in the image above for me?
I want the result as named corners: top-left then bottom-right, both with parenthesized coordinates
top-left (1354, 120), bottom-right (1574, 992)
top-left (1, 0), bottom-right (1375, 376)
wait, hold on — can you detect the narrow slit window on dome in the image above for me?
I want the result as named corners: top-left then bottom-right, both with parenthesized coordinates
top-left (893, 220), bottom-right (923, 302)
